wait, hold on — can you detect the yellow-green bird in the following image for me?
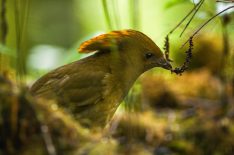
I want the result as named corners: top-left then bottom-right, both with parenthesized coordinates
top-left (30, 30), bottom-right (172, 128)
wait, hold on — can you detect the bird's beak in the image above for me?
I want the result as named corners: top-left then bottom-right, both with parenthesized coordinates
top-left (157, 57), bottom-right (172, 70)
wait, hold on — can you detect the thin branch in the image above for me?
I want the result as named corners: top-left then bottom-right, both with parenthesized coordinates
top-left (28, 99), bottom-right (57, 155)
top-left (168, 0), bottom-right (204, 35)
top-left (180, 0), bottom-right (205, 37)
top-left (40, 125), bottom-right (57, 155)
top-left (216, 0), bottom-right (234, 3)
top-left (181, 6), bottom-right (234, 48)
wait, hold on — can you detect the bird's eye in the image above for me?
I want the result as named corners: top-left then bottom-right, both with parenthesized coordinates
top-left (145, 52), bottom-right (154, 59)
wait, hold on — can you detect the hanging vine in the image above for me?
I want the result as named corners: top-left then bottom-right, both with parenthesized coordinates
top-left (163, 35), bottom-right (193, 75)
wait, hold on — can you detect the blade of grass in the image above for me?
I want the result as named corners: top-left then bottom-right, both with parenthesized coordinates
top-left (102, 0), bottom-right (113, 30)
top-left (129, 0), bottom-right (140, 29)
top-left (0, 0), bottom-right (8, 72)
top-left (111, 0), bottom-right (121, 29)
top-left (14, 0), bottom-right (30, 82)
top-left (19, 0), bottom-right (29, 46)
top-left (0, 0), bottom-right (7, 44)
top-left (14, 0), bottom-right (23, 82)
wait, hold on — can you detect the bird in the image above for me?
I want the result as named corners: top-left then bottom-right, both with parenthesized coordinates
top-left (30, 29), bottom-right (172, 128)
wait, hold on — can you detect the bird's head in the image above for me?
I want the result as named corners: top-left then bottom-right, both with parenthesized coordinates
top-left (78, 29), bottom-right (172, 72)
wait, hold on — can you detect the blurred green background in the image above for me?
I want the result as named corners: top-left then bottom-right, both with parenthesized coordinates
top-left (0, 0), bottom-right (234, 155)
top-left (1, 0), bottom-right (233, 80)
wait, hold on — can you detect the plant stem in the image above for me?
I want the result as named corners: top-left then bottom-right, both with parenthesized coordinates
top-left (168, 0), bottom-right (204, 35)
top-left (181, 6), bottom-right (234, 47)
top-left (179, 0), bottom-right (205, 37)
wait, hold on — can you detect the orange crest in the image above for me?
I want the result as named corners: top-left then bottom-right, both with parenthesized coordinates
top-left (78, 30), bottom-right (144, 53)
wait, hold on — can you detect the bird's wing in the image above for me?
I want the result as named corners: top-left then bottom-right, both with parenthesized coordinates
top-left (30, 61), bottom-right (109, 106)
